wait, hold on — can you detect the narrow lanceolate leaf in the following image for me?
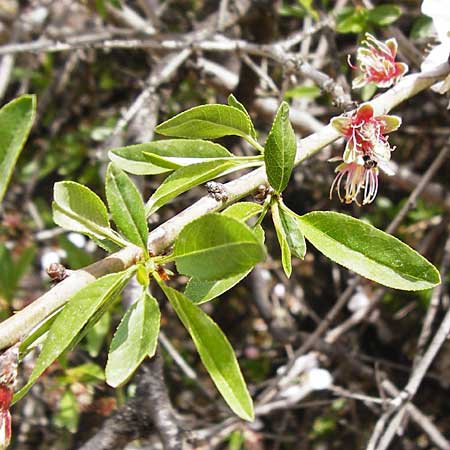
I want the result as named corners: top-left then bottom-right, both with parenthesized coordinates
top-left (185, 272), bottom-right (250, 304)
top-left (155, 104), bottom-right (252, 139)
top-left (106, 292), bottom-right (160, 387)
top-left (161, 285), bottom-right (254, 421)
top-left (264, 102), bottom-right (297, 194)
top-left (53, 181), bottom-right (122, 245)
top-left (106, 164), bottom-right (148, 249)
top-left (14, 270), bottom-right (134, 404)
top-left (279, 206), bottom-right (306, 260)
top-left (109, 139), bottom-right (232, 175)
top-left (185, 204), bottom-right (264, 304)
top-left (173, 213), bottom-right (266, 280)
top-left (145, 159), bottom-right (237, 216)
top-left (0, 95), bottom-right (36, 203)
top-left (227, 94), bottom-right (257, 139)
top-left (271, 202), bottom-right (292, 277)
top-left (298, 211), bottom-right (441, 291)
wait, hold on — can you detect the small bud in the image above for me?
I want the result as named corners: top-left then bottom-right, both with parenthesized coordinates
top-left (46, 263), bottom-right (69, 283)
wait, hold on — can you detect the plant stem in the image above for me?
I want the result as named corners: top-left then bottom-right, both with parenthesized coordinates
top-left (0, 64), bottom-right (447, 350)
top-left (244, 135), bottom-right (265, 153)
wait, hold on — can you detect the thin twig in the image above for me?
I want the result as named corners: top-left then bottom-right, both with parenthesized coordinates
top-left (368, 255), bottom-right (450, 450)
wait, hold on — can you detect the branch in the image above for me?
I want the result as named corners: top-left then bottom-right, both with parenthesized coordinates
top-left (78, 354), bottom-right (182, 450)
top-left (0, 63), bottom-right (448, 351)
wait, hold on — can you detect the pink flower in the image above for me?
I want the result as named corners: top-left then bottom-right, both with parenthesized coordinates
top-left (331, 103), bottom-right (401, 164)
top-left (330, 103), bottom-right (401, 205)
top-left (330, 162), bottom-right (379, 206)
top-left (350, 33), bottom-right (409, 89)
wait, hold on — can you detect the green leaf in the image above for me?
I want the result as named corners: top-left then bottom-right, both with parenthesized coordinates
top-left (65, 362), bottom-right (105, 383)
top-left (53, 181), bottom-right (124, 246)
top-left (361, 83), bottom-right (377, 101)
top-left (145, 159), bottom-right (237, 216)
top-left (106, 292), bottom-right (160, 387)
top-left (336, 7), bottom-right (368, 33)
top-left (0, 245), bottom-right (14, 301)
top-left (161, 285), bottom-right (254, 421)
top-left (184, 223), bottom-right (264, 305)
top-left (14, 269), bottom-right (134, 403)
top-left (155, 104), bottom-right (252, 139)
top-left (185, 204), bottom-right (264, 303)
top-left (106, 164), bottom-right (148, 249)
top-left (109, 139), bottom-right (232, 175)
top-left (271, 202), bottom-right (292, 277)
top-left (279, 206), bottom-right (306, 260)
top-left (297, 212), bottom-right (441, 291)
top-left (284, 85), bottom-right (321, 100)
top-left (410, 16), bottom-right (434, 39)
top-left (84, 311), bottom-right (111, 357)
top-left (367, 4), bottom-right (401, 26)
top-left (19, 310), bottom-right (60, 357)
top-left (222, 202), bottom-right (263, 222)
top-left (53, 389), bottom-right (79, 433)
top-left (0, 245), bottom-right (35, 301)
top-left (227, 94), bottom-right (257, 139)
top-left (173, 213), bottom-right (266, 280)
top-left (264, 102), bottom-right (297, 194)
top-left (0, 95), bottom-right (36, 203)
top-left (184, 272), bottom-right (249, 305)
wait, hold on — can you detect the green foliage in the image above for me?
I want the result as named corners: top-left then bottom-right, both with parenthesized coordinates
top-left (271, 201), bottom-right (293, 277)
top-left (279, 205), bottom-right (306, 260)
top-left (64, 362), bottom-right (105, 383)
top-left (285, 85), bottom-right (321, 100)
top-left (361, 83), bottom-right (378, 101)
top-left (227, 430), bottom-right (245, 450)
top-left (84, 311), bottom-right (111, 357)
top-left (184, 272), bottom-right (250, 305)
top-left (0, 245), bottom-right (35, 302)
top-left (53, 181), bottom-right (126, 247)
top-left (172, 213), bottom-right (266, 280)
top-left (106, 291), bottom-right (160, 387)
top-left (410, 16), bottom-right (434, 39)
top-left (222, 202), bottom-right (263, 222)
top-left (53, 389), bottom-right (79, 433)
top-left (336, 4), bottom-right (401, 33)
top-left (13, 92), bottom-right (442, 431)
top-left (272, 202), bottom-right (307, 277)
top-left (145, 159), bottom-right (240, 216)
top-left (297, 211), bottom-right (440, 291)
top-left (366, 5), bottom-right (402, 26)
top-left (109, 139), bottom-right (232, 175)
top-left (185, 203), bottom-right (264, 303)
top-left (279, 0), bottom-right (319, 20)
top-left (155, 104), bottom-right (254, 140)
top-left (227, 94), bottom-right (257, 139)
top-left (264, 102), bottom-right (297, 194)
top-left (0, 95), bottom-right (36, 203)
top-left (105, 164), bottom-right (148, 250)
top-left (14, 269), bottom-right (134, 403)
top-left (160, 285), bottom-right (254, 421)
top-left (336, 7), bottom-right (368, 33)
